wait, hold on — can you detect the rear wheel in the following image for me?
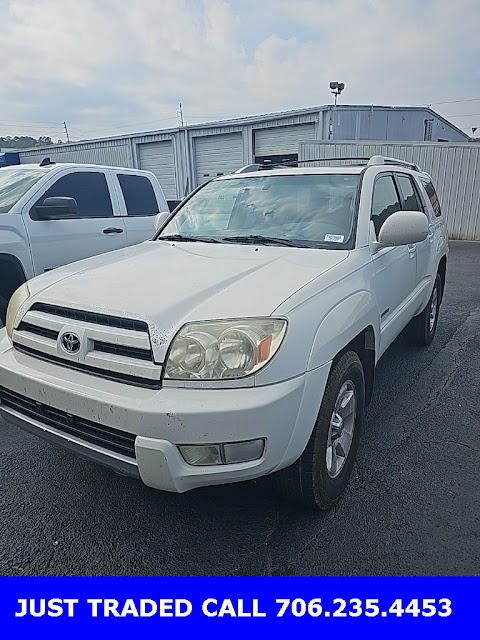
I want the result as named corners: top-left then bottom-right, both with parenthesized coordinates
top-left (272, 351), bottom-right (365, 509)
top-left (404, 273), bottom-right (441, 346)
top-left (0, 294), bottom-right (8, 329)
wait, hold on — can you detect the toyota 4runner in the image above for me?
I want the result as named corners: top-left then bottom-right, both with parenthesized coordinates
top-left (0, 155), bottom-right (448, 509)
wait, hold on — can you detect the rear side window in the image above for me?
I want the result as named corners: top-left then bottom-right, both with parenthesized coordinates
top-left (31, 171), bottom-right (113, 219)
top-left (396, 174), bottom-right (424, 213)
top-left (118, 174), bottom-right (159, 216)
top-left (371, 175), bottom-right (402, 237)
top-left (421, 179), bottom-right (442, 217)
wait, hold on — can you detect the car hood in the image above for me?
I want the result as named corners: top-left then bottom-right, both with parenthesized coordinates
top-left (30, 240), bottom-right (348, 360)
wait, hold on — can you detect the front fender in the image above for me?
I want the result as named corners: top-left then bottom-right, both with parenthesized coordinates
top-left (0, 216), bottom-right (33, 280)
top-left (308, 291), bottom-right (380, 371)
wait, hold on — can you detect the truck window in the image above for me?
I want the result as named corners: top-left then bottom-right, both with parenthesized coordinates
top-left (396, 174), bottom-right (424, 213)
top-left (371, 175), bottom-right (402, 237)
top-left (31, 172), bottom-right (113, 219)
top-left (117, 174), bottom-right (159, 216)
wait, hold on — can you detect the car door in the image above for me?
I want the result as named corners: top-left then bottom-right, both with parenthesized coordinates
top-left (114, 172), bottom-right (165, 246)
top-left (22, 168), bottom-right (126, 275)
top-left (369, 173), bottom-right (417, 353)
top-left (395, 172), bottom-right (433, 294)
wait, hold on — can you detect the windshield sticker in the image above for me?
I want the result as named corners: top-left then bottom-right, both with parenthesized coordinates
top-left (324, 233), bottom-right (345, 243)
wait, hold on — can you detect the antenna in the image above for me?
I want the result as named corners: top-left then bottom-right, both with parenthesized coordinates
top-left (63, 121), bottom-right (70, 142)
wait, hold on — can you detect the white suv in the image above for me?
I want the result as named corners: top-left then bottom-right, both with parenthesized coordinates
top-left (0, 156), bottom-right (448, 509)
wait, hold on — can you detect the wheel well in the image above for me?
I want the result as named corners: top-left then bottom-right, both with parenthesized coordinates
top-left (438, 255), bottom-right (447, 301)
top-left (0, 255), bottom-right (27, 305)
top-left (336, 326), bottom-right (376, 406)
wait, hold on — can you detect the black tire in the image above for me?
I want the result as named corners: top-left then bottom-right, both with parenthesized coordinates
top-left (272, 351), bottom-right (365, 510)
top-left (404, 273), bottom-right (441, 347)
top-left (0, 294), bottom-right (7, 329)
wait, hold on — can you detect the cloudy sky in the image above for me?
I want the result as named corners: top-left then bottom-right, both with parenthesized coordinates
top-left (1, 0), bottom-right (479, 142)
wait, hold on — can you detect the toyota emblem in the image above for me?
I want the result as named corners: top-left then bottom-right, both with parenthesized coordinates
top-left (60, 332), bottom-right (81, 354)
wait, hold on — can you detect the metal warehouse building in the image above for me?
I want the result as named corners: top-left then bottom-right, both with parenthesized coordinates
top-left (18, 104), bottom-right (469, 204)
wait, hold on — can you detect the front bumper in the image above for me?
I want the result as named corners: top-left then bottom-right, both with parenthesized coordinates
top-left (0, 334), bottom-right (331, 492)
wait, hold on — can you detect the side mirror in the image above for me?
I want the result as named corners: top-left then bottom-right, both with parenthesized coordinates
top-left (154, 211), bottom-right (170, 232)
top-left (35, 196), bottom-right (78, 220)
top-left (378, 211), bottom-right (428, 246)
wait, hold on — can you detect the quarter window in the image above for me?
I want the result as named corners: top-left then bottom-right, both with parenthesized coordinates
top-left (31, 172), bottom-right (113, 219)
top-left (118, 174), bottom-right (159, 216)
top-left (421, 179), bottom-right (442, 217)
top-left (370, 175), bottom-right (402, 237)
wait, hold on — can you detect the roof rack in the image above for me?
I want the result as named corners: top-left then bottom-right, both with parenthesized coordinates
top-left (235, 155), bottom-right (421, 174)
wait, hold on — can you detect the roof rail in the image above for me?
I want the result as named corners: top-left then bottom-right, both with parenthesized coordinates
top-left (235, 155), bottom-right (421, 174)
top-left (235, 164), bottom-right (262, 173)
top-left (367, 155), bottom-right (420, 171)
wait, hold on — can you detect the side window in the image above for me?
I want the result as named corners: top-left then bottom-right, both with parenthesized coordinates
top-left (396, 174), bottom-right (424, 213)
top-left (118, 174), bottom-right (159, 216)
top-left (421, 179), bottom-right (442, 217)
top-left (31, 172), bottom-right (113, 219)
top-left (371, 175), bottom-right (402, 237)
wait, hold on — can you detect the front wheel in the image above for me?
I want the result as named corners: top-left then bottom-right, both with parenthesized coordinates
top-left (272, 351), bottom-right (365, 509)
top-left (404, 273), bottom-right (441, 346)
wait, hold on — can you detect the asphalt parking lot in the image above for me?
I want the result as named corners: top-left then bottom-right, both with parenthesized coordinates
top-left (0, 240), bottom-right (478, 576)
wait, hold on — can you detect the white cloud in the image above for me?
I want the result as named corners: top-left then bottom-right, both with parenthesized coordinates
top-left (0, 0), bottom-right (478, 140)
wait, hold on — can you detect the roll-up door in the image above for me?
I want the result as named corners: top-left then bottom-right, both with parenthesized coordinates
top-left (254, 123), bottom-right (316, 155)
top-left (194, 133), bottom-right (243, 186)
top-left (139, 140), bottom-right (176, 200)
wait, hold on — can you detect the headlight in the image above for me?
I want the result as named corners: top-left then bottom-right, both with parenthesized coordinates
top-left (164, 318), bottom-right (287, 380)
top-left (5, 283), bottom-right (30, 341)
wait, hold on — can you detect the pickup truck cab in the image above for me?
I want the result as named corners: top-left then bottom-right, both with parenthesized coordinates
top-left (0, 155), bottom-right (448, 509)
top-left (0, 160), bottom-right (168, 326)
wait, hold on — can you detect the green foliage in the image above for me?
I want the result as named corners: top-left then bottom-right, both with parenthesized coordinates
top-left (0, 135), bottom-right (64, 149)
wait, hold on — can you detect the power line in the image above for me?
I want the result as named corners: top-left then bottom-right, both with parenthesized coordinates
top-left (431, 98), bottom-right (480, 105)
top-left (445, 113), bottom-right (480, 118)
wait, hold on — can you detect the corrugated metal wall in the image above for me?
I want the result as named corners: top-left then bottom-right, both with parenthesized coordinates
top-left (299, 140), bottom-right (480, 240)
top-left (19, 139), bottom-right (134, 168)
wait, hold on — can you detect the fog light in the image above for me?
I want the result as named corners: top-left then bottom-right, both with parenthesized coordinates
top-left (222, 439), bottom-right (265, 464)
top-left (179, 439), bottom-right (265, 466)
top-left (180, 444), bottom-right (222, 466)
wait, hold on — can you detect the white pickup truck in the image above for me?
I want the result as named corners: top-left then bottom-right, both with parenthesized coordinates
top-left (0, 160), bottom-right (168, 326)
top-left (0, 155), bottom-right (448, 509)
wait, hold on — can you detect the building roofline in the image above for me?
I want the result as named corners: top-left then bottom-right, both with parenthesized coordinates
top-left (19, 104), bottom-right (469, 153)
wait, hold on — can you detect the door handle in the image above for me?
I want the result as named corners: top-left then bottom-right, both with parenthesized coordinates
top-left (103, 227), bottom-right (124, 234)
top-left (407, 244), bottom-right (416, 258)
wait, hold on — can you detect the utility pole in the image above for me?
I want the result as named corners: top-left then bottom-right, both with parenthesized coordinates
top-left (63, 121), bottom-right (70, 142)
top-left (178, 103), bottom-right (185, 127)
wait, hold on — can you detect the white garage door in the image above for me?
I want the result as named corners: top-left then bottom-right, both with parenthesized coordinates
top-left (139, 140), bottom-right (176, 200)
top-left (254, 123), bottom-right (316, 155)
top-left (194, 133), bottom-right (243, 186)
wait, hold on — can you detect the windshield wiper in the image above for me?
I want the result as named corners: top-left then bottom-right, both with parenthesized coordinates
top-left (158, 234), bottom-right (221, 243)
top-left (221, 235), bottom-right (312, 248)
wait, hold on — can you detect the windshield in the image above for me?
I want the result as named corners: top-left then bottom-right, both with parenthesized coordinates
top-left (0, 167), bottom-right (47, 213)
top-left (159, 174), bottom-right (359, 248)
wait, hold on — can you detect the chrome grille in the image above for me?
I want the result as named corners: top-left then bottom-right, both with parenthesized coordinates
top-left (13, 304), bottom-right (161, 388)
